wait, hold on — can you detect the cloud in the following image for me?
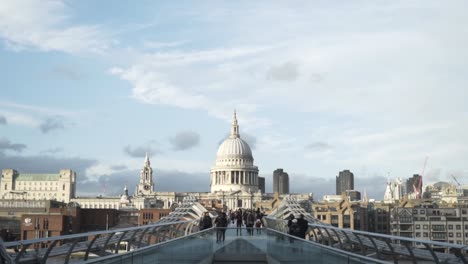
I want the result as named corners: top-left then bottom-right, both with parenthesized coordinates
top-left (156, 169), bottom-right (208, 192)
top-left (287, 172), bottom-right (387, 201)
top-left (123, 144), bottom-right (160, 158)
top-left (218, 132), bottom-right (257, 150)
top-left (51, 65), bottom-right (82, 80)
top-left (170, 131), bottom-right (200, 151)
top-left (0, 152), bottom-right (96, 180)
top-left (39, 116), bottom-right (66, 133)
top-left (306, 142), bottom-right (332, 152)
top-left (109, 46), bottom-right (273, 129)
top-left (143, 40), bottom-right (186, 50)
top-left (423, 168), bottom-right (442, 182)
top-left (266, 61), bottom-right (299, 82)
top-left (76, 168), bottom-right (209, 196)
top-left (77, 169), bottom-right (135, 196)
top-left (241, 133), bottom-right (257, 150)
top-left (110, 165), bottom-right (127, 171)
top-left (0, 0), bottom-right (109, 54)
top-left (0, 114), bottom-right (6, 124)
top-left (0, 137), bottom-right (27, 153)
top-left (39, 147), bottom-right (63, 154)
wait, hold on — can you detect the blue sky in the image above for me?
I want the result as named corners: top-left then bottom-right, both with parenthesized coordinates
top-left (1, 1), bottom-right (467, 199)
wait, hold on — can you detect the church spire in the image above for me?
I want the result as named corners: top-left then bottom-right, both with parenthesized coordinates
top-left (230, 110), bottom-right (240, 138)
top-left (144, 152), bottom-right (150, 166)
top-left (363, 188), bottom-right (368, 203)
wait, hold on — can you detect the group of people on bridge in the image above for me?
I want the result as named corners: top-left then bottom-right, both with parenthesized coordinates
top-left (287, 213), bottom-right (308, 239)
top-left (199, 208), bottom-right (265, 243)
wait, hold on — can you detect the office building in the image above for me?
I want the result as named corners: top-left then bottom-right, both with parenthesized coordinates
top-left (258, 177), bottom-right (265, 193)
top-left (273, 169), bottom-right (289, 194)
top-left (336, 170), bottom-right (354, 195)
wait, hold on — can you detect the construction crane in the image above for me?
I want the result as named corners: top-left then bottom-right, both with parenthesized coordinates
top-left (451, 174), bottom-right (463, 196)
top-left (413, 157), bottom-right (428, 199)
top-left (452, 174), bottom-right (462, 186)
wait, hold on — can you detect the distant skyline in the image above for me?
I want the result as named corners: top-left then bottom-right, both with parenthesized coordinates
top-left (1, 1), bottom-right (467, 200)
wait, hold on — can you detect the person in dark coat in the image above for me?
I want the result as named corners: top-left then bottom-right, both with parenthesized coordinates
top-left (287, 214), bottom-right (295, 234)
top-left (289, 218), bottom-right (301, 238)
top-left (297, 214), bottom-right (309, 239)
top-left (215, 212), bottom-right (228, 242)
top-left (246, 211), bottom-right (255, 236)
top-left (199, 212), bottom-right (212, 230)
top-left (236, 209), bottom-right (243, 235)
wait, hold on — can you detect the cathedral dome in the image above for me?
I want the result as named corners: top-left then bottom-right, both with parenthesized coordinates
top-left (214, 111), bottom-right (254, 166)
top-left (217, 137), bottom-right (252, 159)
top-left (210, 111), bottom-right (259, 194)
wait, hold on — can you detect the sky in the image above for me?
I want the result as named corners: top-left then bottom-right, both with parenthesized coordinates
top-left (0, 1), bottom-right (467, 200)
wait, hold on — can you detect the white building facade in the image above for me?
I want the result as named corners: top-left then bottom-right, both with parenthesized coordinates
top-left (210, 111), bottom-right (259, 193)
top-left (0, 169), bottom-right (76, 203)
top-left (208, 111), bottom-right (262, 210)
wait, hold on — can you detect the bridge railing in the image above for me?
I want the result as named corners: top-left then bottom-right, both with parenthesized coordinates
top-left (265, 217), bottom-right (468, 264)
top-left (0, 219), bottom-right (199, 264)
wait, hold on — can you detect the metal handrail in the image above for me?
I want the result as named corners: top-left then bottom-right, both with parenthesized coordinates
top-left (3, 220), bottom-right (194, 248)
top-left (84, 227), bottom-right (389, 264)
top-left (1, 220), bottom-right (199, 264)
top-left (308, 222), bottom-right (468, 251)
top-left (83, 227), bottom-right (215, 263)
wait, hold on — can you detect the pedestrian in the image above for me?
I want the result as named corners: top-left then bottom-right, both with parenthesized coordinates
top-left (297, 214), bottom-right (309, 239)
top-left (199, 212), bottom-right (212, 231)
top-left (246, 211), bottom-right (255, 236)
top-left (214, 212), bottom-right (228, 243)
top-left (236, 209), bottom-right (243, 235)
top-left (287, 213), bottom-right (295, 235)
top-left (255, 218), bottom-right (262, 234)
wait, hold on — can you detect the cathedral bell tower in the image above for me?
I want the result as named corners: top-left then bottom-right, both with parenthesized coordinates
top-left (136, 153), bottom-right (154, 196)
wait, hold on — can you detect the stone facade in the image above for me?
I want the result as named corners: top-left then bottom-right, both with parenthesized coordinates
top-left (0, 169), bottom-right (76, 203)
top-left (210, 111), bottom-right (259, 194)
top-left (273, 169), bottom-right (289, 194)
top-left (313, 197), bottom-right (368, 231)
top-left (391, 202), bottom-right (468, 245)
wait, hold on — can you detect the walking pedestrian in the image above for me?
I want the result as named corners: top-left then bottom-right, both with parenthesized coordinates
top-left (215, 212), bottom-right (228, 243)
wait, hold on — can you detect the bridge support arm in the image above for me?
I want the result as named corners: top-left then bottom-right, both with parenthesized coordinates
top-left (423, 242), bottom-right (440, 264)
top-left (41, 240), bottom-right (59, 264)
top-left (84, 235), bottom-right (100, 261)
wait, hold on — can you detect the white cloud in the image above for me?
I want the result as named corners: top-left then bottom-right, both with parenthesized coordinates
top-left (0, 0), bottom-right (109, 53)
top-left (121, 2), bottom-right (468, 196)
top-left (0, 102), bottom-right (78, 131)
top-left (0, 110), bottom-right (39, 127)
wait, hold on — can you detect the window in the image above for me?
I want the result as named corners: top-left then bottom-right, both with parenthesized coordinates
top-left (432, 225), bottom-right (445, 231)
top-left (433, 233), bottom-right (446, 239)
top-left (456, 225), bottom-right (461, 230)
top-left (416, 224), bottom-right (421, 229)
top-left (423, 232), bottom-right (428, 237)
top-left (4, 184), bottom-right (7, 190)
top-left (423, 225), bottom-right (428, 230)
top-left (448, 225), bottom-right (453, 230)
top-left (62, 184), bottom-right (65, 191)
top-left (416, 232), bottom-right (421, 237)
top-left (449, 233), bottom-right (453, 237)
top-left (420, 210), bottom-right (425, 214)
top-left (400, 216), bottom-right (412, 223)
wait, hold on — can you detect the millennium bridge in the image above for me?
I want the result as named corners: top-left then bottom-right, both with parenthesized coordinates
top-left (1, 197), bottom-right (466, 264)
